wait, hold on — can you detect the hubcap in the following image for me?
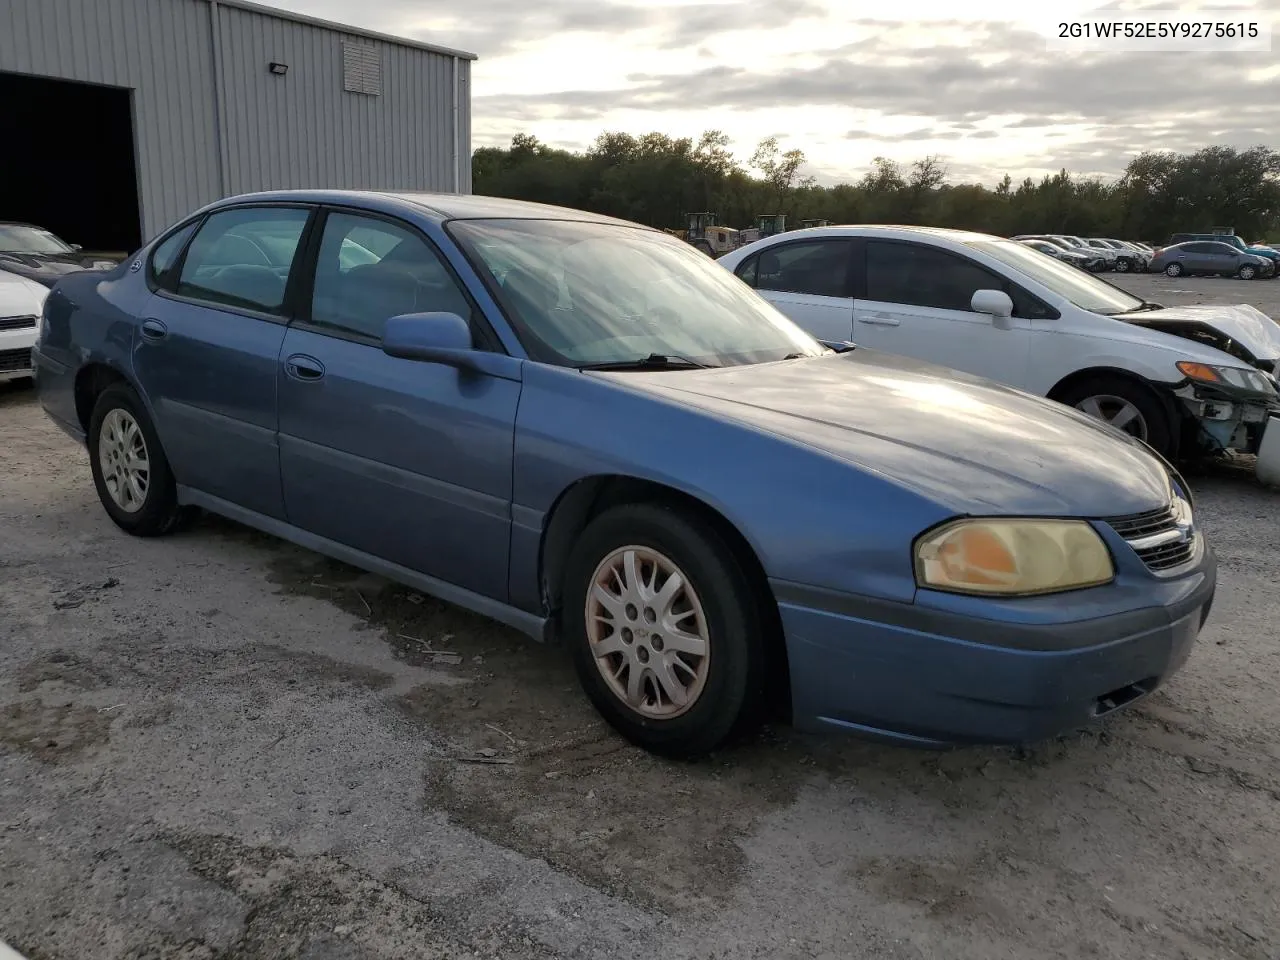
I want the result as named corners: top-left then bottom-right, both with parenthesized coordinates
top-left (1166, 264), bottom-right (1181, 276)
top-left (97, 408), bottom-right (150, 513)
top-left (1076, 395), bottom-right (1149, 441)
top-left (1242, 267), bottom-right (1255, 279)
top-left (584, 545), bottom-right (710, 719)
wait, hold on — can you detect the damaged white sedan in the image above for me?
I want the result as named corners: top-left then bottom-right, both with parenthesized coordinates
top-left (718, 226), bottom-right (1280, 479)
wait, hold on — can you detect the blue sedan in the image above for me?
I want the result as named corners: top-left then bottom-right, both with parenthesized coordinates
top-left (31, 191), bottom-right (1215, 757)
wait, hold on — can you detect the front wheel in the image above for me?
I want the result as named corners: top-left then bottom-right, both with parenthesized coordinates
top-left (1055, 375), bottom-right (1174, 457)
top-left (562, 502), bottom-right (767, 758)
top-left (1164, 262), bottom-right (1183, 277)
top-left (1114, 258), bottom-right (1131, 273)
top-left (1238, 264), bottom-right (1257, 280)
top-left (88, 383), bottom-right (187, 537)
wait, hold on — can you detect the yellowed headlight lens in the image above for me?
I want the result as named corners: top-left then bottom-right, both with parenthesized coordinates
top-left (915, 519), bottom-right (1114, 596)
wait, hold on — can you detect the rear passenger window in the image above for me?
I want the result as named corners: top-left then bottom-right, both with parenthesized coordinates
top-left (176, 207), bottom-right (310, 314)
top-left (148, 221), bottom-right (198, 288)
top-left (310, 212), bottom-right (475, 341)
top-left (755, 240), bottom-right (852, 298)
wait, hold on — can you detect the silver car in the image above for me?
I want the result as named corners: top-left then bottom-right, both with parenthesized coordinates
top-left (1151, 241), bottom-right (1275, 280)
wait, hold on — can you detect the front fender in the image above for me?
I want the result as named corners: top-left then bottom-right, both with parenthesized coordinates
top-left (509, 363), bottom-right (950, 614)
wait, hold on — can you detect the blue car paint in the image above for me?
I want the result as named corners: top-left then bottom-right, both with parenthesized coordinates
top-left (32, 189), bottom-right (1216, 747)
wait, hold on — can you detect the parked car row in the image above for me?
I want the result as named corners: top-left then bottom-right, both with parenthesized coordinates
top-left (1011, 235), bottom-right (1152, 273)
top-left (22, 191), bottom-right (1278, 761)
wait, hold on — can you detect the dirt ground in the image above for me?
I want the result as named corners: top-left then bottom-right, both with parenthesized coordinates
top-left (2, 272), bottom-right (1279, 960)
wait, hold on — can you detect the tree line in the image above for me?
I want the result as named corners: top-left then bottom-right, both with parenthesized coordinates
top-left (472, 133), bottom-right (1280, 243)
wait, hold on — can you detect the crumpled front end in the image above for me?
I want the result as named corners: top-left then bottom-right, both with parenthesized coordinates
top-left (1172, 368), bottom-right (1280, 458)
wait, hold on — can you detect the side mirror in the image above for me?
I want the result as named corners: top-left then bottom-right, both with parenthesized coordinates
top-left (71, 243), bottom-right (83, 251)
top-left (382, 312), bottom-right (479, 369)
top-left (971, 289), bottom-right (1014, 328)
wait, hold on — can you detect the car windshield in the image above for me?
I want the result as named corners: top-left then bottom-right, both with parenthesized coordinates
top-left (967, 239), bottom-right (1146, 315)
top-left (0, 224), bottom-right (73, 255)
top-left (449, 218), bottom-right (826, 367)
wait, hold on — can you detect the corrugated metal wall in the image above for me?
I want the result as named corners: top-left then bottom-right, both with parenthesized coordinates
top-left (0, 0), bottom-right (472, 241)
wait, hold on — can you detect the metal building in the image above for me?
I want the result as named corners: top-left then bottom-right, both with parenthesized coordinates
top-left (0, 0), bottom-right (475, 253)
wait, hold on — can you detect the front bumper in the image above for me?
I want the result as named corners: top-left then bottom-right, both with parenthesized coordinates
top-left (773, 546), bottom-right (1216, 747)
top-left (1257, 414), bottom-right (1280, 486)
top-left (0, 325), bottom-right (37, 382)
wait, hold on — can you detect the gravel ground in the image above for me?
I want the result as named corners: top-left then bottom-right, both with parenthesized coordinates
top-left (2, 272), bottom-right (1278, 960)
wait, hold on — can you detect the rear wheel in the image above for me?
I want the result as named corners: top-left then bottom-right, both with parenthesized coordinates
top-left (1164, 262), bottom-right (1183, 277)
top-left (562, 502), bottom-right (767, 758)
top-left (1055, 375), bottom-right (1174, 457)
top-left (88, 383), bottom-right (188, 537)
top-left (1114, 258), bottom-right (1131, 273)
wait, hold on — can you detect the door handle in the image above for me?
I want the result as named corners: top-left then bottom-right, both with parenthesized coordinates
top-left (284, 354), bottom-right (325, 381)
top-left (140, 318), bottom-right (168, 341)
top-left (857, 315), bottom-right (901, 326)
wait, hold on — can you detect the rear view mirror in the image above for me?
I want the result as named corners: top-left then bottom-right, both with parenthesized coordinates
top-left (971, 289), bottom-right (1014, 328)
top-left (382, 312), bottom-right (477, 368)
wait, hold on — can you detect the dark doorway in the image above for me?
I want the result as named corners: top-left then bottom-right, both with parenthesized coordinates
top-left (0, 71), bottom-right (142, 255)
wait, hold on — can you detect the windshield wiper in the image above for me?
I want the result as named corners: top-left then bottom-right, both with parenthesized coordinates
top-left (578, 353), bottom-right (714, 371)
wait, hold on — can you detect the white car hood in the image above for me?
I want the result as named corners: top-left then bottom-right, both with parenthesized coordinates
top-left (1115, 303), bottom-right (1280, 364)
top-left (0, 269), bottom-right (50, 317)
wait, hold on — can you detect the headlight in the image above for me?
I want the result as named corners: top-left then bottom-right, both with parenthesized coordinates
top-left (914, 518), bottom-right (1114, 596)
top-left (1177, 361), bottom-right (1276, 394)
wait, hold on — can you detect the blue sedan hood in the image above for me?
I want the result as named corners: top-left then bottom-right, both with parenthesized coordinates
top-left (609, 350), bottom-right (1172, 517)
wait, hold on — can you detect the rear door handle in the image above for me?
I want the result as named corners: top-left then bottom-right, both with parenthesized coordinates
top-left (285, 354), bottom-right (325, 381)
top-left (140, 318), bottom-right (168, 341)
top-left (857, 315), bottom-right (901, 326)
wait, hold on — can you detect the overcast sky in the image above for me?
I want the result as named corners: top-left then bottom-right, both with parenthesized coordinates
top-left (263, 0), bottom-right (1280, 186)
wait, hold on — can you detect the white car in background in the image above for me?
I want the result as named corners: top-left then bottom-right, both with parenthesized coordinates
top-left (717, 225), bottom-right (1280, 473)
top-left (0, 269), bottom-right (48, 383)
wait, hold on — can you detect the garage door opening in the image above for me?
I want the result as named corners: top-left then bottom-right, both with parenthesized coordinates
top-left (0, 71), bottom-right (142, 256)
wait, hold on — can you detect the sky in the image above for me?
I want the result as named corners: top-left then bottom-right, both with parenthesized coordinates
top-left (261, 0), bottom-right (1280, 187)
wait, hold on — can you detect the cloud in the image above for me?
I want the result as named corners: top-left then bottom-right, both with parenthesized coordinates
top-left (263, 0), bottom-right (827, 56)
top-left (260, 0), bottom-right (1280, 182)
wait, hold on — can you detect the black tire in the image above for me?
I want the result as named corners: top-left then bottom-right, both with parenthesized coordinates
top-left (1054, 374), bottom-right (1175, 458)
top-left (1114, 258), bottom-right (1131, 273)
top-left (1238, 264), bottom-right (1257, 280)
top-left (88, 383), bottom-right (188, 537)
top-left (1164, 262), bottom-right (1183, 277)
top-left (562, 502), bottom-right (767, 758)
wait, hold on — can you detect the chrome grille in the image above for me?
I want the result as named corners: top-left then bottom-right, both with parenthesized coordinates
top-left (0, 315), bottom-right (37, 331)
top-left (0, 347), bottom-right (32, 373)
top-left (1104, 502), bottom-right (1196, 572)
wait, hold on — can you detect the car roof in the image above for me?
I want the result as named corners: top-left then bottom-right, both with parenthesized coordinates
top-left (208, 190), bottom-right (646, 229)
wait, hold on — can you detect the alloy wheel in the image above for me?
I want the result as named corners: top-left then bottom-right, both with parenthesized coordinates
top-left (98, 408), bottom-right (150, 513)
top-left (584, 545), bottom-right (710, 719)
top-left (1075, 395), bottom-right (1150, 441)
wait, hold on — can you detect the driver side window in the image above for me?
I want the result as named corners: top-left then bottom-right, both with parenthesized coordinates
top-left (865, 240), bottom-right (1052, 319)
top-left (310, 212), bottom-right (474, 341)
top-left (176, 207), bottom-right (310, 315)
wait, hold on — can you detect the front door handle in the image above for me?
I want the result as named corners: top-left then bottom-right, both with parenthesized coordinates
top-left (140, 318), bottom-right (168, 341)
top-left (284, 354), bottom-right (325, 381)
top-left (857, 315), bottom-right (901, 326)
